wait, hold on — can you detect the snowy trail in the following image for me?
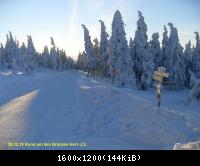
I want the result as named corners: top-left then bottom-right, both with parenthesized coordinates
top-left (0, 71), bottom-right (129, 149)
top-left (21, 72), bottom-right (81, 141)
top-left (0, 70), bottom-right (199, 149)
top-left (0, 71), bottom-right (82, 148)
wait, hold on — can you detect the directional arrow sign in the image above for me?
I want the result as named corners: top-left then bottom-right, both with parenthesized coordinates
top-left (153, 75), bottom-right (163, 81)
top-left (154, 71), bottom-right (162, 75)
top-left (163, 72), bottom-right (169, 77)
top-left (154, 71), bottom-right (169, 78)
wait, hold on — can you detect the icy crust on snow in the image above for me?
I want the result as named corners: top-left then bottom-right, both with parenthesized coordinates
top-left (173, 141), bottom-right (200, 150)
top-left (77, 74), bottom-right (197, 149)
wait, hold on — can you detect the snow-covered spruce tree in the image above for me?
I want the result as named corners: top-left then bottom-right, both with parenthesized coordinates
top-left (167, 23), bottom-right (186, 88)
top-left (62, 51), bottom-right (68, 70)
top-left (149, 33), bottom-right (162, 70)
top-left (41, 46), bottom-right (50, 68)
top-left (27, 35), bottom-right (38, 67)
top-left (93, 38), bottom-right (99, 62)
top-left (66, 56), bottom-right (75, 70)
top-left (82, 24), bottom-right (96, 76)
top-left (162, 25), bottom-right (170, 71)
top-left (0, 44), bottom-right (4, 69)
top-left (93, 38), bottom-right (100, 74)
top-left (37, 51), bottom-right (43, 68)
top-left (49, 37), bottom-right (59, 70)
top-left (56, 47), bottom-right (63, 71)
top-left (108, 10), bottom-right (135, 87)
top-left (192, 32), bottom-right (200, 78)
top-left (129, 37), bottom-right (138, 76)
top-left (140, 49), bottom-right (155, 90)
top-left (77, 51), bottom-right (87, 71)
top-left (132, 11), bottom-right (154, 90)
top-left (77, 52), bottom-right (83, 70)
top-left (4, 32), bottom-right (18, 69)
top-left (129, 38), bottom-right (135, 62)
top-left (82, 51), bottom-right (87, 71)
top-left (23, 36), bottom-right (38, 74)
top-left (18, 42), bottom-right (26, 70)
top-left (63, 55), bottom-right (74, 70)
top-left (57, 49), bottom-right (64, 71)
top-left (184, 41), bottom-right (193, 88)
top-left (99, 20), bottom-right (109, 76)
top-left (59, 49), bottom-right (71, 71)
top-left (82, 51), bottom-right (88, 71)
top-left (14, 38), bottom-right (21, 70)
top-left (187, 71), bottom-right (200, 102)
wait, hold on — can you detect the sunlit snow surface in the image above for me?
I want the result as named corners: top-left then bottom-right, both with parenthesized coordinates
top-left (0, 70), bottom-right (199, 150)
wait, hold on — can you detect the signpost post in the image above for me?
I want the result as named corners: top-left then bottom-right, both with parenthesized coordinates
top-left (153, 67), bottom-right (169, 110)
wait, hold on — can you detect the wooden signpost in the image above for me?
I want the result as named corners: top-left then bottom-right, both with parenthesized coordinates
top-left (153, 67), bottom-right (169, 110)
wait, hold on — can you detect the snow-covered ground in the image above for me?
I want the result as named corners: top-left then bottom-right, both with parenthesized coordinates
top-left (0, 70), bottom-right (199, 150)
top-left (173, 141), bottom-right (200, 150)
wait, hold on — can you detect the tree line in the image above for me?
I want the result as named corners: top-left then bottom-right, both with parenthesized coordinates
top-left (77, 10), bottom-right (200, 93)
top-left (0, 32), bottom-right (75, 74)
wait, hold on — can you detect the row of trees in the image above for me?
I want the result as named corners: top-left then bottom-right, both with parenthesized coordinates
top-left (77, 10), bottom-right (200, 91)
top-left (0, 32), bottom-right (75, 74)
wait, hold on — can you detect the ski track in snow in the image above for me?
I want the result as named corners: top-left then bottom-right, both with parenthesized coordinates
top-left (0, 70), bottom-right (200, 150)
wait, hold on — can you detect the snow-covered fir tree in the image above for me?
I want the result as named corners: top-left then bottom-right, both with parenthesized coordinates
top-left (42, 46), bottom-right (50, 68)
top-left (23, 36), bottom-right (38, 74)
top-left (187, 71), bottom-right (200, 102)
top-left (132, 11), bottom-right (154, 90)
top-left (167, 23), bottom-right (186, 88)
top-left (93, 38), bottom-right (99, 62)
top-left (0, 44), bottom-right (4, 69)
top-left (192, 32), bottom-right (200, 78)
top-left (49, 37), bottom-right (59, 70)
top-left (129, 38), bottom-right (135, 63)
top-left (14, 38), bottom-right (21, 70)
top-left (116, 52), bottom-right (136, 87)
top-left (81, 51), bottom-right (87, 71)
top-left (57, 49), bottom-right (64, 71)
top-left (184, 41), bottom-right (193, 88)
top-left (77, 52), bottom-right (83, 70)
top-left (62, 53), bottom-right (75, 70)
top-left (162, 25), bottom-right (170, 71)
top-left (108, 10), bottom-right (135, 87)
top-left (37, 51), bottom-right (43, 68)
top-left (19, 42), bottom-right (27, 71)
top-left (4, 32), bottom-right (19, 69)
top-left (99, 20), bottom-right (109, 76)
top-left (129, 37), bottom-right (138, 77)
top-left (149, 33), bottom-right (162, 70)
top-left (82, 24), bottom-right (96, 76)
top-left (40, 38), bottom-right (75, 71)
top-left (63, 52), bottom-right (70, 70)
top-left (0, 31), bottom-right (75, 73)
top-left (93, 38), bottom-right (100, 74)
top-left (141, 50), bottom-right (155, 89)
top-left (63, 55), bottom-right (74, 70)
top-left (27, 35), bottom-right (38, 68)
top-left (66, 56), bottom-right (75, 70)
top-left (77, 51), bottom-right (87, 71)
top-left (56, 47), bottom-right (62, 71)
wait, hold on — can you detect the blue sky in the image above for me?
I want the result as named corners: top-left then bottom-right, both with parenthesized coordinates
top-left (0, 0), bottom-right (199, 59)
